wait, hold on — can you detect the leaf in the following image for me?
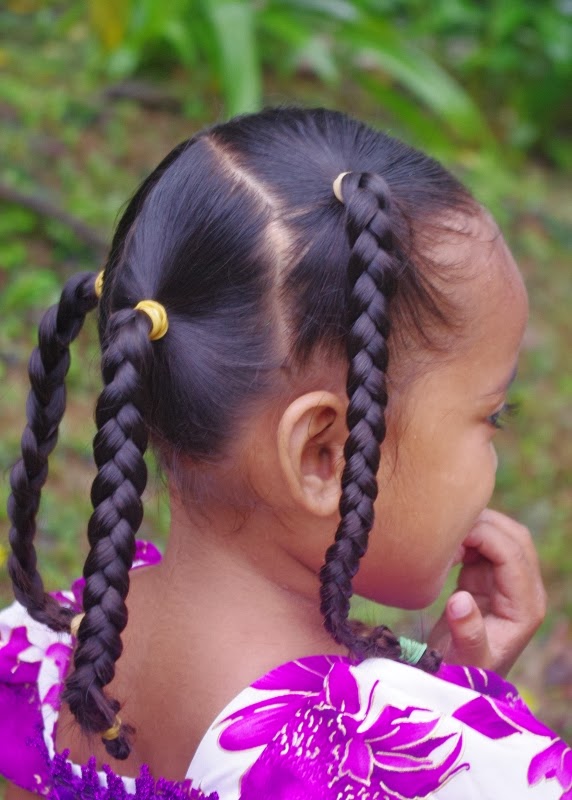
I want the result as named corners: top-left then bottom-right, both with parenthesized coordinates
top-left (202, 0), bottom-right (261, 115)
top-left (292, 35), bottom-right (339, 83)
top-left (341, 16), bottom-right (496, 148)
top-left (355, 71), bottom-right (454, 155)
top-left (267, 0), bottom-right (358, 23)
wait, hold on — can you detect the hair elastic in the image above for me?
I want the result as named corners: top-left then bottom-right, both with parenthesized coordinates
top-left (70, 613), bottom-right (85, 638)
top-left (333, 171), bottom-right (351, 203)
top-left (398, 636), bottom-right (428, 666)
top-left (101, 717), bottom-right (122, 741)
top-left (134, 300), bottom-right (168, 341)
top-left (94, 271), bottom-right (105, 299)
top-left (69, 612), bottom-right (121, 741)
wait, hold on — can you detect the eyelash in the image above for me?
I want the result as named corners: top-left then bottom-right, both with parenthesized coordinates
top-left (488, 402), bottom-right (519, 430)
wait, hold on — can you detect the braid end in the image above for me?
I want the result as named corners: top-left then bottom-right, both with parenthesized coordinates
top-left (102, 720), bottom-right (135, 761)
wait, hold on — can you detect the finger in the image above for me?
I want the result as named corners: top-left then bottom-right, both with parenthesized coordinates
top-left (456, 561), bottom-right (494, 602)
top-left (445, 591), bottom-right (492, 667)
top-left (473, 509), bottom-right (540, 566)
top-left (459, 541), bottom-right (545, 630)
top-left (462, 519), bottom-right (537, 601)
top-left (463, 518), bottom-right (525, 566)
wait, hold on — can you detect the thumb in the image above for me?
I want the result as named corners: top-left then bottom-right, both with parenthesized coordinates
top-left (445, 591), bottom-right (492, 668)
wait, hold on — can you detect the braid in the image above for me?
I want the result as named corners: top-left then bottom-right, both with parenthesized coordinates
top-left (7, 272), bottom-right (99, 631)
top-left (63, 309), bottom-right (153, 760)
top-left (320, 172), bottom-right (441, 673)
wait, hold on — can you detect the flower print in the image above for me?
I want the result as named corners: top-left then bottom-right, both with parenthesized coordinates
top-left (448, 663), bottom-right (554, 740)
top-left (219, 658), bottom-right (467, 799)
top-left (219, 656), bottom-right (345, 752)
top-left (453, 694), bottom-right (551, 740)
top-left (41, 642), bottom-right (72, 710)
top-left (0, 625), bottom-right (43, 685)
top-left (528, 739), bottom-right (572, 799)
top-left (439, 663), bottom-right (520, 701)
top-left (0, 625), bottom-right (49, 790)
top-left (450, 666), bottom-right (572, 798)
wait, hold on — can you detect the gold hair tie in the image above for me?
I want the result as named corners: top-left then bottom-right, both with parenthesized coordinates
top-left (134, 300), bottom-right (169, 341)
top-left (70, 613), bottom-right (85, 638)
top-left (94, 271), bottom-right (105, 299)
top-left (102, 716), bottom-right (122, 741)
top-left (333, 171), bottom-right (351, 203)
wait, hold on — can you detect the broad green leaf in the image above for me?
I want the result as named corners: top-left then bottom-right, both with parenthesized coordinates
top-left (202, 0), bottom-right (261, 115)
top-left (162, 19), bottom-right (199, 69)
top-left (266, 0), bottom-right (358, 23)
top-left (290, 35), bottom-right (339, 83)
top-left (355, 71), bottom-right (454, 155)
top-left (341, 17), bottom-right (495, 147)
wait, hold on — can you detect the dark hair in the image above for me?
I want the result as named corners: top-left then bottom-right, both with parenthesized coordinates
top-left (7, 107), bottom-right (476, 759)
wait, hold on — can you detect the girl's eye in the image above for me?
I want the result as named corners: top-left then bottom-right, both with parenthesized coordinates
top-left (488, 401), bottom-right (519, 430)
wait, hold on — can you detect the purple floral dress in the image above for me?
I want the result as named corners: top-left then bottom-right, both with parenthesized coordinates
top-left (1, 543), bottom-right (570, 799)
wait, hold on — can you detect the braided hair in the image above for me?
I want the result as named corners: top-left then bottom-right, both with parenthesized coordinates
top-left (7, 107), bottom-right (475, 758)
top-left (319, 171), bottom-right (440, 671)
top-left (63, 308), bottom-right (154, 758)
top-left (8, 272), bottom-right (100, 631)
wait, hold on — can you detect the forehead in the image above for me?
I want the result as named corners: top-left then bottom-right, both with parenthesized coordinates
top-left (391, 211), bottom-right (528, 406)
top-left (435, 211), bottom-right (528, 389)
top-left (454, 211), bottom-right (527, 342)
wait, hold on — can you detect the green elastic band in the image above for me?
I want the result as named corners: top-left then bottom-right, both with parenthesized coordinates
top-left (398, 636), bottom-right (428, 666)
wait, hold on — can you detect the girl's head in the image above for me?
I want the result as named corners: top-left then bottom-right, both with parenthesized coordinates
top-left (7, 107), bottom-right (527, 759)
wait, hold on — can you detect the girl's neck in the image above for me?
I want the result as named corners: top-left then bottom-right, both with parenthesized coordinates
top-left (154, 495), bottom-right (341, 663)
top-left (56, 495), bottom-right (344, 782)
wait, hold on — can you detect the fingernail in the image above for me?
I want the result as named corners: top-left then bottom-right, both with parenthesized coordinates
top-left (450, 592), bottom-right (472, 620)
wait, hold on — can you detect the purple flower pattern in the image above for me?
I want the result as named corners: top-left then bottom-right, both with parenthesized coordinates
top-left (529, 740), bottom-right (572, 799)
top-left (442, 664), bottom-right (572, 798)
top-left (219, 657), bottom-right (468, 799)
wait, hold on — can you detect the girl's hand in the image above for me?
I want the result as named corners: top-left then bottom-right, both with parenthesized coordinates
top-left (428, 508), bottom-right (547, 677)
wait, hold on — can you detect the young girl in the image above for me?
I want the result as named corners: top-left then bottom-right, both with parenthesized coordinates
top-left (1, 107), bottom-right (570, 799)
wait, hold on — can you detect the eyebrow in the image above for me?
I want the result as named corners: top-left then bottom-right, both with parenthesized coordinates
top-left (482, 365), bottom-right (518, 398)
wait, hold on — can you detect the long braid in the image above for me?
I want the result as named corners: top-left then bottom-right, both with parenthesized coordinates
top-left (320, 172), bottom-right (440, 672)
top-left (63, 309), bottom-right (153, 760)
top-left (7, 272), bottom-right (99, 631)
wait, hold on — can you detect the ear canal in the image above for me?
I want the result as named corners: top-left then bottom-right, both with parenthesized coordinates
top-left (63, 308), bottom-right (153, 760)
top-left (319, 173), bottom-right (441, 673)
top-left (7, 271), bottom-right (100, 631)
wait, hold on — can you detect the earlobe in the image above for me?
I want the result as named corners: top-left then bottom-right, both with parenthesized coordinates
top-left (277, 391), bottom-right (347, 518)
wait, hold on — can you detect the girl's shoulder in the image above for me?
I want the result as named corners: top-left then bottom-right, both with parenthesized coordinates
top-left (189, 653), bottom-right (572, 800)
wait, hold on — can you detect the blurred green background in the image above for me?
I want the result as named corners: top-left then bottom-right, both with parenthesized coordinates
top-left (0, 1), bottom-right (570, 778)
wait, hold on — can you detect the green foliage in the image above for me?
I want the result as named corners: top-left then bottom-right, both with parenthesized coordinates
top-left (375, 0), bottom-right (572, 166)
top-left (78, 0), bottom-right (493, 150)
top-left (74, 0), bottom-right (571, 165)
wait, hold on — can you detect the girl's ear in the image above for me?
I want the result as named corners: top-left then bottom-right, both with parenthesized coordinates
top-left (277, 391), bottom-right (347, 517)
